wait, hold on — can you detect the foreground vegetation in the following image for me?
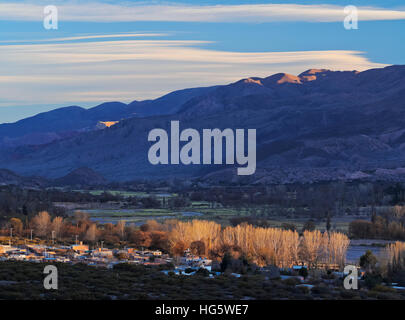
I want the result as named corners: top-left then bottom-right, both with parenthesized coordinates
top-left (1, 261), bottom-right (405, 300)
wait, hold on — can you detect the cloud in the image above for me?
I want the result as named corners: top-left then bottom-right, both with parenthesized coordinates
top-left (0, 37), bottom-right (386, 107)
top-left (0, 33), bottom-right (169, 44)
top-left (0, 1), bottom-right (405, 23)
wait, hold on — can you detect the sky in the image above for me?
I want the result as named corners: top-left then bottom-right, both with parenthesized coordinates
top-left (0, 0), bottom-right (404, 123)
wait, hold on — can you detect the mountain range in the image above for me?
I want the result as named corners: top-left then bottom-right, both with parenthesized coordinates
top-left (1, 65), bottom-right (405, 185)
top-left (0, 86), bottom-right (217, 148)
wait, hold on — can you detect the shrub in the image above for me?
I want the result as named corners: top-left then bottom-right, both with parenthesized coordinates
top-left (296, 285), bottom-right (310, 294)
top-left (339, 290), bottom-right (360, 299)
top-left (185, 268), bottom-right (194, 274)
top-left (195, 268), bottom-right (210, 277)
top-left (311, 285), bottom-right (330, 295)
top-left (364, 272), bottom-right (383, 289)
top-left (371, 284), bottom-right (397, 293)
top-left (283, 277), bottom-right (301, 286)
top-left (298, 267), bottom-right (308, 279)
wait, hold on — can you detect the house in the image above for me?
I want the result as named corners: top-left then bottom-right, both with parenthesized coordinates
top-left (92, 248), bottom-right (113, 258)
top-left (136, 249), bottom-right (162, 256)
top-left (0, 245), bottom-right (18, 255)
top-left (26, 245), bottom-right (46, 255)
top-left (151, 250), bottom-right (162, 256)
top-left (180, 256), bottom-right (212, 268)
top-left (197, 258), bottom-right (212, 267)
top-left (71, 242), bottom-right (89, 254)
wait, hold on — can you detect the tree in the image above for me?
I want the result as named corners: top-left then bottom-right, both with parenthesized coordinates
top-left (84, 224), bottom-right (98, 242)
top-left (298, 267), bottom-right (308, 279)
top-left (129, 230), bottom-right (152, 248)
top-left (22, 204), bottom-right (28, 216)
top-left (51, 216), bottom-right (64, 238)
top-left (359, 250), bottom-right (378, 272)
top-left (386, 241), bottom-right (405, 273)
top-left (190, 240), bottom-right (206, 256)
top-left (300, 230), bottom-right (323, 268)
top-left (150, 231), bottom-right (169, 251)
top-left (74, 211), bottom-right (89, 227)
top-left (171, 240), bottom-right (187, 256)
top-left (281, 223), bottom-right (296, 232)
top-left (302, 220), bottom-right (316, 233)
top-left (141, 220), bottom-right (162, 232)
top-left (326, 213), bottom-right (331, 232)
top-left (327, 232), bottom-right (350, 268)
top-left (220, 251), bottom-right (233, 272)
top-left (32, 211), bottom-right (51, 237)
top-left (349, 220), bottom-right (373, 238)
top-left (141, 196), bottom-right (161, 208)
top-left (9, 218), bottom-right (23, 236)
top-left (169, 197), bottom-right (190, 209)
top-left (116, 220), bottom-right (126, 240)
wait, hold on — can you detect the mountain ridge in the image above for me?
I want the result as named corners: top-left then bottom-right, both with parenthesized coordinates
top-left (1, 65), bottom-right (405, 184)
top-left (0, 86), bottom-right (218, 148)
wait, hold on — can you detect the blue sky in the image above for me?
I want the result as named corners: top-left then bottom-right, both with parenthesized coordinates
top-left (0, 0), bottom-right (404, 123)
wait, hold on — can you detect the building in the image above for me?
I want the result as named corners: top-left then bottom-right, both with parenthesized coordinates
top-left (0, 245), bottom-right (18, 255)
top-left (92, 248), bottom-right (114, 258)
top-left (71, 242), bottom-right (89, 254)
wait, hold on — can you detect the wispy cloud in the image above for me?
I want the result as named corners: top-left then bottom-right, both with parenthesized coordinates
top-left (0, 33), bottom-right (169, 44)
top-left (0, 36), bottom-right (386, 107)
top-left (1, 1), bottom-right (405, 23)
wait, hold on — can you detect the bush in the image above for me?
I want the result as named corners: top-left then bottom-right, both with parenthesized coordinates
top-left (283, 277), bottom-right (301, 286)
top-left (298, 267), bottom-right (308, 279)
top-left (296, 285), bottom-right (310, 294)
top-left (360, 250), bottom-right (378, 271)
top-left (371, 284), bottom-right (397, 293)
top-left (339, 290), bottom-right (360, 299)
top-left (195, 268), bottom-right (210, 277)
top-left (374, 292), bottom-right (401, 300)
top-left (322, 272), bottom-right (336, 280)
top-left (311, 285), bottom-right (330, 295)
top-left (364, 272), bottom-right (383, 289)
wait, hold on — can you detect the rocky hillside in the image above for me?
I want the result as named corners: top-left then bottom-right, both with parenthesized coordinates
top-left (1, 65), bottom-right (405, 184)
top-left (53, 167), bottom-right (107, 187)
top-left (0, 86), bottom-right (216, 148)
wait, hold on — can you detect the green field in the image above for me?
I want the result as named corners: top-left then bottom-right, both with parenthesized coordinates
top-left (69, 190), bottom-right (355, 232)
top-left (74, 189), bottom-right (176, 199)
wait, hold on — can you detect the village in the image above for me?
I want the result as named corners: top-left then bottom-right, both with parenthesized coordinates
top-left (3, 237), bottom-right (405, 300)
top-left (1, 212), bottom-right (405, 297)
top-left (0, 242), bottom-right (213, 273)
top-left (0, 240), bottom-right (352, 283)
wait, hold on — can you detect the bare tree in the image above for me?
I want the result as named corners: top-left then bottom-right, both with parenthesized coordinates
top-left (116, 220), bottom-right (126, 240)
top-left (51, 216), bottom-right (64, 239)
top-left (32, 211), bottom-right (51, 237)
top-left (85, 223), bottom-right (98, 242)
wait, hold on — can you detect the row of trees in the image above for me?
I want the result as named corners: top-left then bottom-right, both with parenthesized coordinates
top-left (168, 220), bottom-right (349, 268)
top-left (349, 215), bottom-right (405, 240)
top-left (385, 241), bottom-right (405, 273)
top-left (2, 212), bottom-right (171, 251)
top-left (2, 213), bottom-right (350, 269)
top-left (2, 211), bottom-right (132, 244)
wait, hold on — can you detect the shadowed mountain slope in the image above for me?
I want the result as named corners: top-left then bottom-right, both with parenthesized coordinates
top-left (0, 86), bottom-right (217, 148)
top-left (1, 65), bottom-right (405, 184)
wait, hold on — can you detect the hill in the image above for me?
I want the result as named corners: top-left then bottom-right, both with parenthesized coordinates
top-left (0, 87), bottom-right (216, 148)
top-left (1, 65), bottom-right (405, 184)
top-left (53, 167), bottom-right (107, 187)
